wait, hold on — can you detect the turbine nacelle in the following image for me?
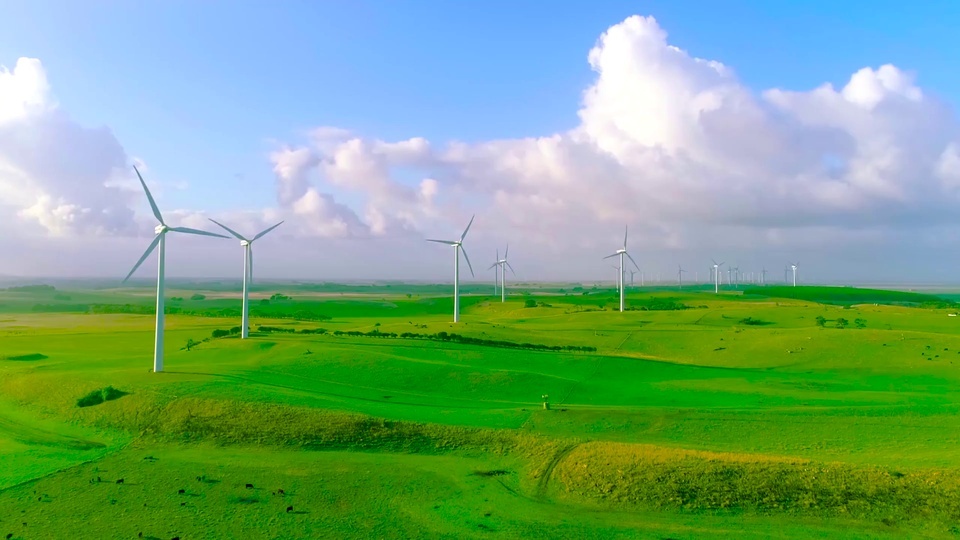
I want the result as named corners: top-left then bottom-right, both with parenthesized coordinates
top-left (240, 240), bottom-right (250, 247)
top-left (155, 224), bottom-right (168, 235)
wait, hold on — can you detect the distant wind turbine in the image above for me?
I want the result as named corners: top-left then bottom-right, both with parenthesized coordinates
top-left (488, 249), bottom-right (500, 296)
top-left (427, 215), bottom-right (475, 322)
top-left (711, 259), bottom-right (724, 294)
top-left (791, 262), bottom-right (799, 287)
top-left (209, 218), bottom-right (285, 339)
top-left (603, 226), bottom-right (640, 312)
top-left (122, 166), bottom-right (228, 372)
top-left (629, 269), bottom-right (637, 288)
top-left (488, 245), bottom-right (515, 303)
top-left (678, 265), bottom-right (686, 288)
top-left (761, 267), bottom-right (768, 286)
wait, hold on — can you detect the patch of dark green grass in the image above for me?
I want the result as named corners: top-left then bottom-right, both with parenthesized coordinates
top-left (76, 386), bottom-right (129, 408)
top-left (3, 353), bottom-right (48, 361)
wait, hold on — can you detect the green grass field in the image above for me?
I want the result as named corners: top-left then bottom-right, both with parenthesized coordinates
top-left (2, 282), bottom-right (960, 538)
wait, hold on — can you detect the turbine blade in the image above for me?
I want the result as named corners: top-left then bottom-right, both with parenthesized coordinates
top-left (426, 239), bottom-right (457, 245)
top-left (461, 245), bottom-right (475, 278)
top-left (623, 225), bottom-right (628, 249)
top-left (123, 234), bottom-right (162, 283)
top-left (168, 226), bottom-right (230, 239)
top-left (504, 243), bottom-right (509, 260)
top-left (626, 252), bottom-right (640, 272)
top-left (487, 262), bottom-right (498, 270)
top-left (460, 214), bottom-right (475, 243)
top-left (252, 220), bottom-right (285, 241)
top-left (134, 166), bottom-right (165, 225)
top-left (506, 261), bottom-right (516, 275)
top-left (602, 253), bottom-right (619, 260)
top-left (208, 218), bottom-right (247, 241)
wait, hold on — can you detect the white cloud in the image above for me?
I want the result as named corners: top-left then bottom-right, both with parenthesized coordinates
top-left (271, 14), bottom-right (960, 256)
top-left (7, 14), bottom-right (960, 281)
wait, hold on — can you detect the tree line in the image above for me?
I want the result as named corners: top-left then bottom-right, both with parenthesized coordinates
top-left (254, 326), bottom-right (597, 353)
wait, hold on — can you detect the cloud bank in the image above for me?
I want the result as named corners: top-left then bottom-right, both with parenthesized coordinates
top-left (3, 15), bottom-right (960, 281)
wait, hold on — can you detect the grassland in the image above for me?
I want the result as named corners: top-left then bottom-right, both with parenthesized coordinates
top-left (2, 282), bottom-right (960, 538)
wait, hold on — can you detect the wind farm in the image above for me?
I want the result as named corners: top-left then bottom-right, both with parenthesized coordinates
top-left (5, 3), bottom-right (960, 539)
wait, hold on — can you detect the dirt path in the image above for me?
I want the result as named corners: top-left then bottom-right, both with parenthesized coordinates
top-left (535, 443), bottom-right (580, 499)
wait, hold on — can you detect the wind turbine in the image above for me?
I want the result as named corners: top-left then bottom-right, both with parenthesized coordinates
top-left (122, 166), bottom-right (228, 372)
top-left (761, 267), bottom-right (768, 286)
top-left (489, 245), bottom-right (515, 303)
top-left (603, 226), bottom-right (640, 312)
top-left (711, 259), bottom-right (724, 294)
top-left (488, 249), bottom-right (500, 296)
top-left (629, 269), bottom-right (637, 288)
top-left (678, 265), bottom-right (686, 288)
top-left (427, 215), bottom-right (475, 322)
top-left (208, 218), bottom-right (285, 339)
top-left (791, 262), bottom-right (799, 287)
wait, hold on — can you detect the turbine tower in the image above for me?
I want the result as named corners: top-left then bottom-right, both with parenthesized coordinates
top-left (427, 215), bottom-right (475, 322)
top-left (209, 218), bottom-right (285, 339)
top-left (678, 265), bottom-right (686, 288)
top-left (791, 262), bottom-right (799, 287)
top-left (761, 267), bottom-right (768, 286)
top-left (123, 166), bottom-right (228, 372)
top-left (629, 269), bottom-right (637, 288)
top-left (711, 259), bottom-right (725, 294)
top-left (603, 226), bottom-right (640, 312)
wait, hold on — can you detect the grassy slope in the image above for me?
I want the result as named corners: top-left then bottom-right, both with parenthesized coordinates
top-left (3, 285), bottom-right (960, 537)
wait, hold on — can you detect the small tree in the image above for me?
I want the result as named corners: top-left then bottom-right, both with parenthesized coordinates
top-left (815, 315), bottom-right (827, 327)
top-left (190, 293), bottom-right (206, 301)
top-left (184, 338), bottom-right (199, 351)
top-left (524, 299), bottom-right (537, 308)
top-left (835, 317), bottom-right (848, 329)
top-left (854, 318), bottom-right (866, 329)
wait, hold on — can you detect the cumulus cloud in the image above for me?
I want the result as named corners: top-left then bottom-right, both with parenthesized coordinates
top-left (0, 57), bottom-right (138, 236)
top-left (7, 14), bottom-right (960, 280)
top-left (272, 14), bottom-right (960, 259)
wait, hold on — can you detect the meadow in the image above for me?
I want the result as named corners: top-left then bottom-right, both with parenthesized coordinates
top-left (2, 281), bottom-right (960, 538)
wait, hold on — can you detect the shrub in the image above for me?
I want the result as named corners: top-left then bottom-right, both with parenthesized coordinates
top-left (815, 315), bottom-right (827, 327)
top-left (835, 317), bottom-right (849, 329)
top-left (76, 390), bottom-right (104, 408)
top-left (76, 386), bottom-right (127, 408)
top-left (524, 299), bottom-right (537, 308)
top-left (212, 329), bottom-right (230, 338)
top-left (190, 293), bottom-right (206, 301)
top-left (738, 317), bottom-right (770, 326)
top-left (855, 318), bottom-right (867, 329)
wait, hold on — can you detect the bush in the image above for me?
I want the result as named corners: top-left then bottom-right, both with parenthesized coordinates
top-left (738, 317), bottom-right (770, 326)
top-left (524, 299), bottom-right (537, 308)
top-left (212, 329), bottom-right (230, 338)
top-left (77, 386), bottom-right (127, 408)
top-left (76, 390), bottom-right (104, 408)
top-left (855, 318), bottom-right (867, 329)
top-left (835, 317), bottom-right (849, 329)
top-left (815, 315), bottom-right (827, 327)
top-left (190, 293), bottom-right (206, 301)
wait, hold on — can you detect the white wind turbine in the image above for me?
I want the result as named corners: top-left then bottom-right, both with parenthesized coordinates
top-left (603, 226), bottom-right (640, 312)
top-left (208, 218), bottom-right (285, 339)
top-left (711, 259), bottom-right (725, 294)
top-left (122, 166), bottom-right (228, 373)
top-left (427, 215), bottom-right (475, 322)
top-left (677, 265), bottom-right (686, 289)
top-left (791, 262), bottom-right (799, 287)
top-left (497, 245), bottom-right (515, 303)
top-left (488, 249), bottom-right (500, 296)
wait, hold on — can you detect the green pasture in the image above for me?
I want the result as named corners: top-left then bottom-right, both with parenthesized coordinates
top-left (2, 283), bottom-right (960, 538)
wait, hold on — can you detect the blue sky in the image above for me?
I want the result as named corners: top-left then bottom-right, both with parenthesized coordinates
top-left (3, 1), bottom-right (960, 282)
top-left (3, 0), bottom-right (958, 210)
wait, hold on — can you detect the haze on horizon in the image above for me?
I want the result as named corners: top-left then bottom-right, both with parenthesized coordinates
top-left (3, 2), bottom-right (960, 285)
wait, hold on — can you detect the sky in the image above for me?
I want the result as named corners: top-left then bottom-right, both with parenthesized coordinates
top-left (3, 0), bottom-right (960, 284)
